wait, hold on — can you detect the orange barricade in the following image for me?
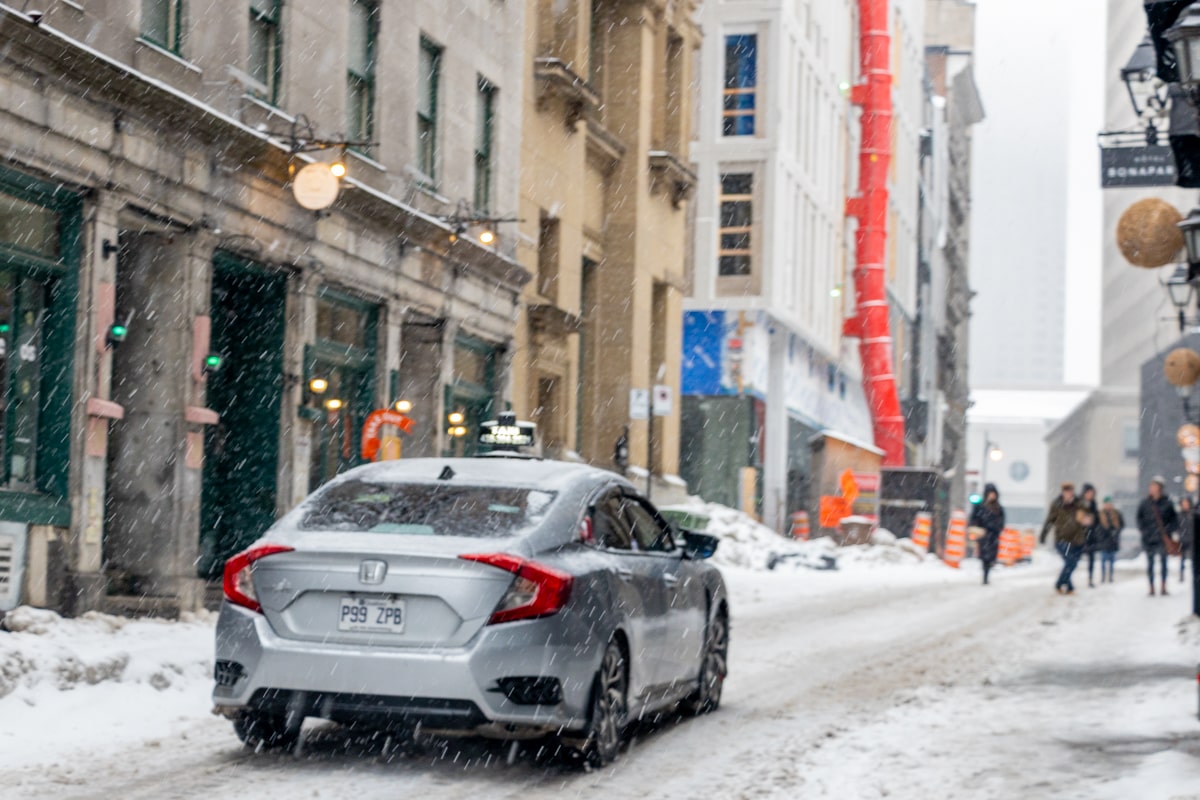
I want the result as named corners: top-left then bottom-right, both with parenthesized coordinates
top-left (911, 512), bottom-right (932, 552)
top-left (943, 510), bottom-right (967, 568)
top-left (1020, 529), bottom-right (1036, 561)
top-left (791, 511), bottom-right (811, 541)
top-left (999, 528), bottom-right (1019, 566)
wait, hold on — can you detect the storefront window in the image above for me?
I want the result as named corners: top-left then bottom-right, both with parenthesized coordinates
top-left (0, 194), bottom-right (59, 259)
top-left (308, 291), bottom-right (377, 491)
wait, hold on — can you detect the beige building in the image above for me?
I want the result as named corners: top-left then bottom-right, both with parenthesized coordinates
top-left (510, 0), bottom-right (699, 479)
top-left (0, 1), bottom-right (530, 614)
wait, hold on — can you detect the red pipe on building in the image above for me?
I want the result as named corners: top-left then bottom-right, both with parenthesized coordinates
top-left (844, 0), bottom-right (905, 466)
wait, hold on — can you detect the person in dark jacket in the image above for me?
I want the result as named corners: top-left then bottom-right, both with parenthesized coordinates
top-left (1096, 496), bottom-right (1124, 584)
top-left (1079, 483), bottom-right (1100, 587)
top-left (1136, 476), bottom-right (1179, 596)
top-left (969, 483), bottom-right (1005, 585)
top-left (1179, 495), bottom-right (1195, 584)
top-left (1040, 482), bottom-right (1087, 594)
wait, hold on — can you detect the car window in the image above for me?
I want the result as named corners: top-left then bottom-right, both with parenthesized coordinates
top-left (592, 494), bottom-right (633, 551)
top-left (298, 480), bottom-right (556, 537)
top-left (621, 497), bottom-right (676, 553)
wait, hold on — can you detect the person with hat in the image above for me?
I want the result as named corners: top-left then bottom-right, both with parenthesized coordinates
top-left (1040, 482), bottom-right (1087, 594)
top-left (1136, 476), bottom-right (1180, 596)
top-left (1096, 496), bottom-right (1124, 584)
top-left (969, 483), bottom-right (1005, 585)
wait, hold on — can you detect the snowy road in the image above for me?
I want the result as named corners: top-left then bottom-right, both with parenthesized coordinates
top-left (3, 555), bottom-right (1200, 799)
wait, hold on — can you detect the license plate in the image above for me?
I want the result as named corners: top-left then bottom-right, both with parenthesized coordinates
top-left (337, 596), bottom-right (406, 633)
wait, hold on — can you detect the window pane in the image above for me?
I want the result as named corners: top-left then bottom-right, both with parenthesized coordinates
top-left (248, 18), bottom-right (272, 85)
top-left (719, 201), bottom-right (751, 229)
top-left (0, 192), bottom-right (60, 259)
top-left (719, 255), bottom-right (751, 276)
top-left (418, 44), bottom-right (438, 117)
top-left (143, 0), bottom-right (170, 45)
top-left (476, 83), bottom-right (493, 154)
top-left (454, 344), bottom-right (491, 388)
top-left (299, 480), bottom-right (558, 536)
top-left (348, 0), bottom-right (372, 77)
top-left (721, 173), bottom-right (753, 195)
top-left (250, 0), bottom-right (275, 18)
top-left (317, 297), bottom-right (369, 350)
top-left (723, 34), bottom-right (757, 136)
top-left (347, 80), bottom-right (368, 141)
top-left (720, 232), bottom-right (750, 251)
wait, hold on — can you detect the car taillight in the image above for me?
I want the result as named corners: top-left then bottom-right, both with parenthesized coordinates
top-left (459, 553), bottom-right (573, 624)
top-left (222, 544), bottom-right (294, 613)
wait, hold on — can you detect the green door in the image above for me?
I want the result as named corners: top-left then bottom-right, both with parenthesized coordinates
top-left (199, 256), bottom-right (287, 577)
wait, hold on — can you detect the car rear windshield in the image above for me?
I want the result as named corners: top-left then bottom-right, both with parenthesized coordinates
top-left (298, 480), bottom-right (557, 537)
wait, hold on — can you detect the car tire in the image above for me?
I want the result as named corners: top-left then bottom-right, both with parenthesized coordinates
top-left (583, 638), bottom-right (628, 768)
top-left (684, 606), bottom-right (729, 716)
top-left (232, 709), bottom-right (301, 750)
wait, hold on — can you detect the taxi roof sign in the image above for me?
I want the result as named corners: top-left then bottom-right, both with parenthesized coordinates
top-left (479, 412), bottom-right (537, 452)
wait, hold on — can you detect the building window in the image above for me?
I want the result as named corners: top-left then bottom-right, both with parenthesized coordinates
top-left (248, 0), bottom-right (282, 103)
top-left (446, 337), bottom-right (497, 457)
top-left (475, 78), bottom-right (496, 213)
top-left (142, 0), bottom-right (183, 54)
top-left (347, 0), bottom-right (377, 149)
top-left (1123, 423), bottom-right (1139, 460)
top-left (417, 37), bottom-right (442, 183)
top-left (723, 34), bottom-right (757, 136)
top-left (718, 173), bottom-right (753, 276)
top-left (537, 212), bottom-right (560, 300)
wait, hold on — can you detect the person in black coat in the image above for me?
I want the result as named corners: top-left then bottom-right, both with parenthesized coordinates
top-left (1136, 476), bottom-right (1179, 596)
top-left (969, 483), bottom-right (1005, 585)
top-left (1079, 483), bottom-right (1100, 587)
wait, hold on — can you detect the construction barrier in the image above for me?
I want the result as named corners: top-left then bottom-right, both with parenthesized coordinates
top-left (1020, 529), bottom-right (1036, 561)
top-left (791, 511), bottom-right (811, 541)
top-left (911, 512), bottom-right (932, 552)
top-left (943, 510), bottom-right (967, 569)
top-left (999, 528), bottom-right (1020, 567)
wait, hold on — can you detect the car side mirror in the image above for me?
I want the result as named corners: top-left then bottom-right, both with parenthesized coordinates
top-left (681, 530), bottom-right (719, 560)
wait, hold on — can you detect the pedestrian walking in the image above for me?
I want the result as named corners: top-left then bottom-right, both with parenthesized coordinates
top-left (969, 483), bottom-right (1005, 585)
top-left (1039, 482), bottom-right (1087, 594)
top-left (1136, 476), bottom-right (1180, 596)
top-left (1079, 483), bottom-right (1100, 587)
top-left (1096, 497), bottom-right (1124, 584)
top-left (1179, 495), bottom-right (1195, 584)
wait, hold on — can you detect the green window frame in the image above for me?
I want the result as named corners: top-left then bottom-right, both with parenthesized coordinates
top-left (142, 0), bottom-right (184, 55)
top-left (347, 0), bottom-right (378, 150)
top-left (418, 36), bottom-right (442, 183)
top-left (248, 0), bottom-right (282, 104)
top-left (444, 335), bottom-right (496, 458)
top-left (0, 166), bottom-right (81, 527)
top-left (474, 77), bottom-right (496, 213)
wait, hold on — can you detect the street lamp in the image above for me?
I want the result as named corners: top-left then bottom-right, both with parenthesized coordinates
top-left (1123, 36), bottom-right (1169, 131)
top-left (1167, 2), bottom-right (1200, 104)
top-left (979, 434), bottom-right (1002, 498)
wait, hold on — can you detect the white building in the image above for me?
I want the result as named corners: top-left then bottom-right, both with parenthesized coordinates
top-left (683, 0), bottom-right (926, 530)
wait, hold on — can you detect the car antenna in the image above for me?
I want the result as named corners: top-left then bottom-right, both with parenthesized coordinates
top-left (438, 465), bottom-right (455, 481)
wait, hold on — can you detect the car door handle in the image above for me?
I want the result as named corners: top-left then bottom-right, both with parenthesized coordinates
top-left (616, 567), bottom-right (634, 581)
top-left (663, 573), bottom-right (678, 587)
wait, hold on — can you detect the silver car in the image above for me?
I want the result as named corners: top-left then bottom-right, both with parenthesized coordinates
top-left (212, 457), bottom-right (729, 766)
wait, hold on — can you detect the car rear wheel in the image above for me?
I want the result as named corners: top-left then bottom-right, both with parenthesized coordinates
top-left (685, 606), bottom-right (728, 715)
top-left (232, 709), bottom-right (301, 750)
top-left (584, 638), bottom-right (627, 767)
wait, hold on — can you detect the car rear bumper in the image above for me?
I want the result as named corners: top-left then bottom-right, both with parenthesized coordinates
top-left (212, 602), bottom-right (598, 733)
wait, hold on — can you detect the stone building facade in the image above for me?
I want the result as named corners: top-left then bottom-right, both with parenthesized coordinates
top-left (510, 0), bottom-right (697, 478)
top-left (0, 1), bottom-right (529, 614)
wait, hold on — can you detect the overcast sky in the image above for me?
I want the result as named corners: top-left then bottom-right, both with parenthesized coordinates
top-left (970, 0), bottom-right (1105, 387)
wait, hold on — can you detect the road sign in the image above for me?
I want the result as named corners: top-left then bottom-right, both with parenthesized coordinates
top-left (629, 388), bottom-right (650, 420)
top-left (652, 384), bottom-right (672, 416)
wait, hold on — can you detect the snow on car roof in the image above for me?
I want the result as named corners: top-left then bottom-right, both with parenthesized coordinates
top-left (336, 457), bottom-right (620, 492)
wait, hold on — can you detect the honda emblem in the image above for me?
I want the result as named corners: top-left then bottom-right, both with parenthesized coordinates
top-left (359, 559), bottom-right (387, 585)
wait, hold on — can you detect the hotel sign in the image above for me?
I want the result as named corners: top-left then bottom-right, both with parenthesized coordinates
top-left (1100, 145), bottom-right (1177, 188)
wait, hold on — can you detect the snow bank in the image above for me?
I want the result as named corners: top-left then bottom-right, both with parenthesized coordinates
top-left (0, 606), bottom-right (215, 701)
top-left (661, 500), bottom-right (927, 571)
